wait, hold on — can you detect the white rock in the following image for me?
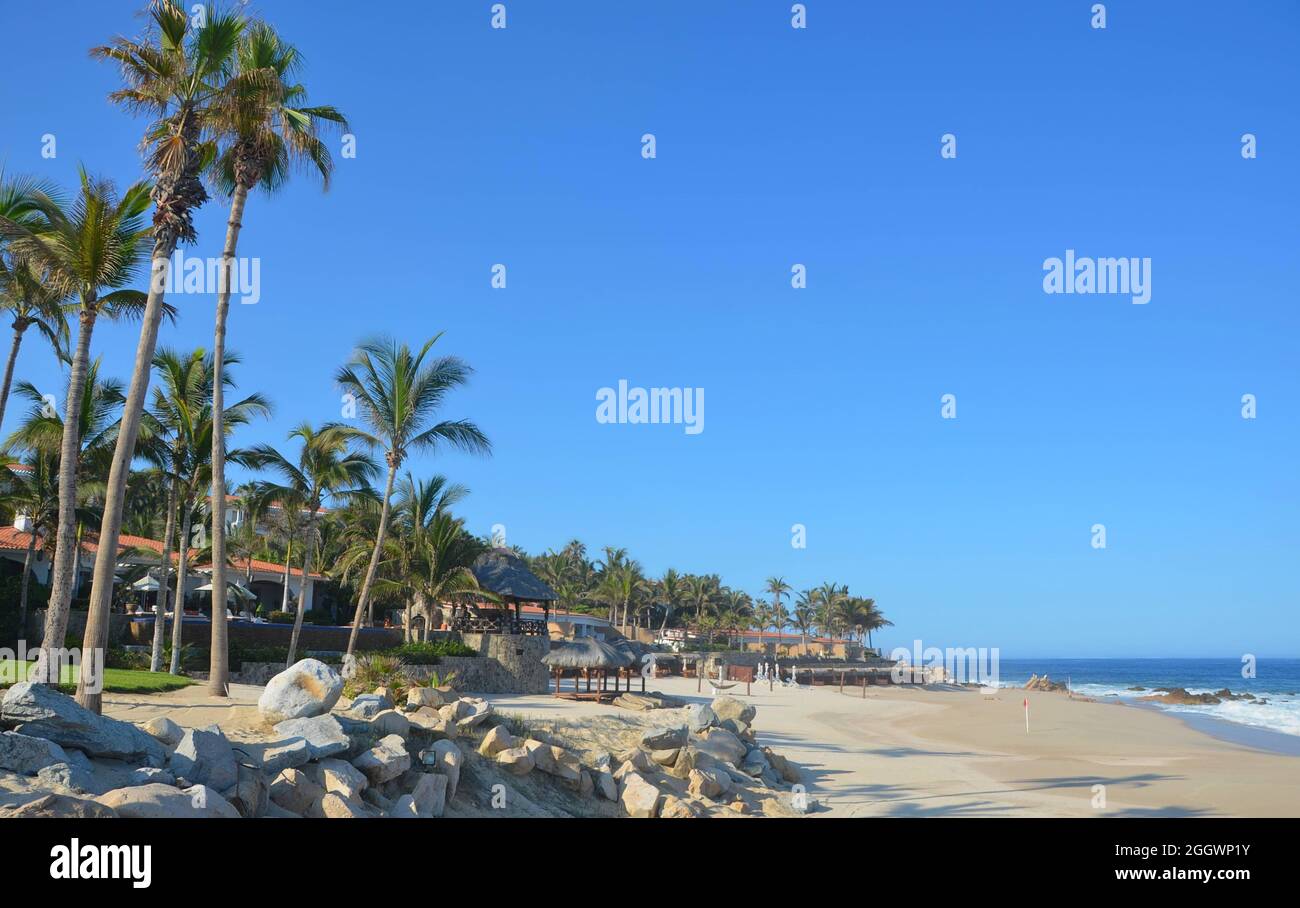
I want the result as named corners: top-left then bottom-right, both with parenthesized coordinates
top-left (257, 659), bottom-right (344, 724)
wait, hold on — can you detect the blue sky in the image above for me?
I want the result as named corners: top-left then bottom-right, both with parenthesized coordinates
top-left (1, 1), bottom-right (1297, 657)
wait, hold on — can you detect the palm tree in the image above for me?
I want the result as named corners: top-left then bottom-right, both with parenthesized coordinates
top-left (0, 454), bottom-right (58, 633)
top-left (657, 567), bottom-right (682, 634)
top-left (814, 582), bottom-right (847, 641)
top-left (140, 347), bottom-right (269, 674)
top-left (335, 335), bottom-right (490, 657)
top-left (244, 423), bottom-right (376, 665)
top-left (0, 171), bottom-right (151, 682)
top-left (764, 575), bottom-right (791, 622)
top-left (793, 591), bottom-right (816, 656)
top-left (0, 169), bottom-right (69, 432)
top-left (79, 0), bottom-right (247, 713)
top-left (205, 20), bottom-right (348, 696)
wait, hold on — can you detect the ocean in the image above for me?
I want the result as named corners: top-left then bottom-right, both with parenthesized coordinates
top-left (992, 658), bottom-right (1300, 739)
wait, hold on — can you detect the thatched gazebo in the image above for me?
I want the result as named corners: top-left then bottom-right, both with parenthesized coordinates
top-left (542, 637), bottom-right (637, 701)
top-left (455, 547), bottom-right (557, 635)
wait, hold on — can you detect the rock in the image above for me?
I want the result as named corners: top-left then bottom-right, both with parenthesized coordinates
top-left (742, 747), bottom-right (771, 777)
top-left (685, 702), bottom-right (718, 732)
top-left (257, 659), bottom-right (344, 724)
top-left (223, 763), bottom-right (268, 818)
top-left (1, 683), bottom-right (165, 766)
top-left (37, 760), bottom-right (98, 794)
top-left (687, 767), bottom-right (731, 799)
top-left (411, 771), bottom-right (448, 817)
top-left (98, 783), bottom-right (240, 818)
top-left (579, 770), bottom-right (594, 797)
top-left (496, 746), bottom-right (535, 775)
top-left (391, 794), bottom-right (420, 817)
top-left (522, 739), bottom-right (555, 773)
top-left (438, 700), bottom-right (472, 723)
top-left (613, 692), bottom-right (685, 711)
top-left (531, 743), bottom-right (582, 787)
top-left (351, 734), bottom-right (411, 785)
top-left (129, 766), bottom-right (176, 787)
top-left (269, 767), bottom-right (327, 816)
top-left (347, 693), bottom-right (391, 719)
top-left (370, 709), bottom-right (410, 739)
top-left (640, 726), bottom-right (687, 751)
top-left (140, 716), bottom-right (184, 747)
top-left (362, 788), bottom-right (394, 813)
top-left (169, 726), bottom-right (238, 792)
top-left (710, 695), bottom-right (756, 726)
top-left (762, 747), bottom-right (801, 784)
top-left (373, 686), bottom-right (392, 702)
top-left (1143, 687), bottom-right (1222, 706)
top-left (457, 698), bottom-right (493, 730)
top-left (422, 739), bottom-right (463, 800)
top-left (619, 772), bottom-right (662, 817)
top-left (694, 727), bottom-right (748, 765)
top-left (406, 687), bottom-right (452, 710)
top-left (272, 715), bottom-right (351, 760)
top-left (241, 737), bottom-right (312, 775)
top-left (0, 793), bottom-right (118, 818)
top-left (614, 748), bottom-right (655, 773)
top-left (0, 730), bottom-right (71, 775)
top-left (650, 748), bottom-right (680, 766)
top-left (727, 797), bottom-right (748, 814)
top-left (1023, 674), bottom-right (1069, 693)
top-left (479, 724), bottom-right (519, 757)
top-left (319, 792), bottom-right (371, 818)
top-left (408, 708), bottom-right (452, 737)
top-left (660, 795), bottom-right (700, 818)
top-left (720, 718), bottom-right (750, 739)
top-left (264, 801), bottom-right (300, 819)
top-left (759, 795), bottom-right (804, 817)
top-left (306, 758), bottom-right (368, 801)
top-left (594, 767), bottom-right (617, 801)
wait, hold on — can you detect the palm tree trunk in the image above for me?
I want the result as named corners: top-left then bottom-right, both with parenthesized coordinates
top-left (169, 505), bottom-right (192, 675)
top-left (206, 183), bottom-right (249, 698)
top-left (0, 322), bottom-right (27, 432)
top-left (345, 460), bottom-right (397, 657)
top-left (37, 309), bottom-right (95, 684)
top-left (279, 540), bottom-right (292, 615)
top-left (17, 528), bottom-right (37, 635)
top-left (150, 472), bottom-right (180, 672)
top-left (286, 534), bottom-right (313, 668)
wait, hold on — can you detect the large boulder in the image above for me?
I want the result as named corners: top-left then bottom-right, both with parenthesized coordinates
top-left (258, 659), bottom-right (344, 724)
top-left (0, 793), bottom-right (118, 819)
top-left (0, 730), bottom-right (72, 776)
top-left (496, 746), bottom-right (535, 775)
top-left (619, 772), bottom-right (662, 818)
top-left (305, 758), bottom-right (368, 801)
top-left (351, 734), bottom-right (411, 785)
top-left (660, 795), bottom-right (701, 818)
top-left (222, 763), bottom-right (268, 818)
top-left (319, 792), bottom-right (372, 818)
top-left (36, 760), bottom-right (99, 794)
top-left (478, 724), bottom-right (519, 757)
top-left (422, 739), bottom-right (462, 800)
top-left (710, 695), bottom-right (756, 726)
top-left (640, 726), bottom-right (687, 751)
top-left (140, 716), bottom-right (184, 748)
top-left (693, 727), bottom-right (748, 766)
top-left (0, 683), bottom-right (165, 766)
top-left (268, 767), bottom-right (327, 816)
top-left (684, 702), bottom-right (718, 732)
top-left (272, 715), bottom-right (351, 760)
top-left (347, 693), bottom-right (391, 719)
top-left (406, 686), bottom-right (453, 710)
top-left (370, 710), bottom-right (410, 739)
top-left (169, 726), bottom-right (238, 792)
top-left (98, 783), bottom-right (241, 818)
top-left (687, 766), bottom-right (732, 799)
top-left (411, 772), bottom-right (448, 817)
top-left (239, 737), bottom-right (312, 775)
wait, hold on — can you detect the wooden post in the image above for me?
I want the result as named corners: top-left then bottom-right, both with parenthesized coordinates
top-left (746, 681), bottom-right (751, 696)
top-left (839, 671), bottom-right (844, 694)
top-left (862, 676), bottom-right (867, 698)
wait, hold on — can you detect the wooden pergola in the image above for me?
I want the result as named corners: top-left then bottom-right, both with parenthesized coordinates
top-left (542, 638), bottom-right (642, 702)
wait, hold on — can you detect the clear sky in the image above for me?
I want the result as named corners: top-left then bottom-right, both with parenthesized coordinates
top-left (1, 1), bottom-right (1296, 658)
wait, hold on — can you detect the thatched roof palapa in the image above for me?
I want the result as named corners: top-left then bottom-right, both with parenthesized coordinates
top-left (472, 547), bottom-right (558, 602)
top-left (542, 637), bottom-right (635, 670)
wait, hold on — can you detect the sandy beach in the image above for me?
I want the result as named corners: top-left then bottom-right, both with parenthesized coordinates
top-left (82, 673), bottom-right (1300, 818)
top-left (476, 676), bottom-right (1300, 818)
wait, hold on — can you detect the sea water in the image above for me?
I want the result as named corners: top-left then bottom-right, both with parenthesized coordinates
top-left (993, 658), bottom-right (1300, 738)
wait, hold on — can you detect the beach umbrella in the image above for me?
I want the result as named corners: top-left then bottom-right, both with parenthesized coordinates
top-left (195, 580), bottom-right (257, 602)
top-left (130, 576), bottom-right (161, 592)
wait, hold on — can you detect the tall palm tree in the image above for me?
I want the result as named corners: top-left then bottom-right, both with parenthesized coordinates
top-left (793, 591), bottom-right (816, 655)
top-left (657, 567), bottom-right (682, 634)
top-left (244, 423), bottom-right (376, 665)
top-left (764, 576), bottom-right (792, 623)
top-left (79, 0), bottom-right (247, 713)
top-left (814, 582), bottom-right (847, 641)
top-left (0, 170), bottom-right (151, 682)
top-left (335, 335), bottom-right (490, 657)
top-left (205, 21), bottom-right (348, 696)
top-left (0, 169), bottom-right (67, 432)
top-left (141, 347), bottom-right (269, 673)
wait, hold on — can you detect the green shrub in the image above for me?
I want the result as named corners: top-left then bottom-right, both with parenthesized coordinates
top-left (268, 611), bottom-right (294, 624)
top-left (343, 654), bottom-right (415, 702)
top-left (382, 639), bottom-right (477, 664)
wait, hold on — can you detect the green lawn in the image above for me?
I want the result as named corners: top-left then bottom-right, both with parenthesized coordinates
top-left (0, 660), bottom-right (195, 695)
